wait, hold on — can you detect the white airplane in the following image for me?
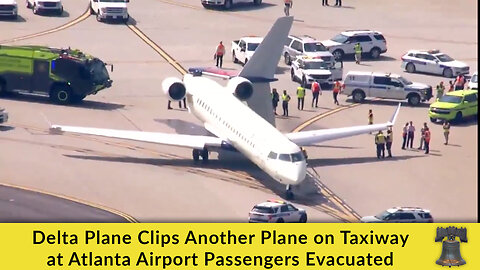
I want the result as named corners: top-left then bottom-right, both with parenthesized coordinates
top-left (50, 17), bottom-right (400, 199)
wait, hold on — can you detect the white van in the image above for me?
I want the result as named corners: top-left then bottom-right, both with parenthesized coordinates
top-left (342, 71), bottom-right (432, 106)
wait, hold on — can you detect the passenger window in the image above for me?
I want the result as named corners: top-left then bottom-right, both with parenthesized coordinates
top-left (285, 37), bottom-right (293, 46)
top-left (268, 152), bottom-right (277, 159)
top-left (415, 54), bottom-right (426, 59)
top-left (424, 55), bottom-right (436, 61)
top-left (287, 204), bottom-right (297, 211)
top-left (292, 41), bottom-right (303, 52)
top-left (280, 205), bottom-right (289, 212)
top-left (373, 76), bottom-right (390, 85)
top-left (464, 94), bottom-right (477, 102)
top-left (357, 35), bottom-right (372, 42)
top-left (278, 154), bottom-right (291, 161)
top-left (400, 213), bottom-right (416, 220)
top-left (390, 79), bottom-right (403, 87)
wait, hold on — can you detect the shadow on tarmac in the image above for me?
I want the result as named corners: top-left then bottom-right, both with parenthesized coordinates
top-left (206, 2), bottom-right (276, 12)
top-left (0, 125), bottom-right (15, 132)
top-left (306, 154), bottom-right (425, 167)
top-left (344, 98), bottom-right (432, 108)
top-left (0, 15), bottom-right (26, 22)
top-left (1, 94), bottom-right (125, 111)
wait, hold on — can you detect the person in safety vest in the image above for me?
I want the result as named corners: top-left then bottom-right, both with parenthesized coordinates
top-left (282, 90), bottom-right (291, 117)
top-left (311, 80), bottom-right (321, 107)
top-left (436, 81), bottom-right (445, 99)
top-left (386, 128), bottom-right (393, 158)
top-left (332, 80), bottom-right (342, 105)
top-left (284, 0), bottom-right (293, 16)
top-left (424, 127), bottom-right (431, 154)
top-left (375, 130), bottom-right (386, 159)
top-left (443, 120), bottom-right (450, 145)
top-left (297, 86), bottom-right (305, 110)
top-left (354, 43), bottom-right (362, 64)
top-left (214, 41), bottom-right (225, 68)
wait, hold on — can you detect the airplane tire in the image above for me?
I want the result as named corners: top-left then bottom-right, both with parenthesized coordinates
top-left (201, 149), bottom-right (209, 163)
top-left (192, 149), bottom-right (200, 162)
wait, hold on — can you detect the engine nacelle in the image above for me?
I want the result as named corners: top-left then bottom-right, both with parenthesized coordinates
top-left (162, 77), bottom-right (186, 101)
top-left (227, 77), bottom-right (253, 101)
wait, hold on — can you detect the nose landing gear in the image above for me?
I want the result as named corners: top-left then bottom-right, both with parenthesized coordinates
top-left (286, 184), bottom-right (294, 200)
top-left (193, 148), bottom-right (209, 163)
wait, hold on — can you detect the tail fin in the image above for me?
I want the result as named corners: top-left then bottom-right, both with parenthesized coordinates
top-left (239, 16), bottom-right (293, 81)
top-left (239, 17), bottom-right (293, 127)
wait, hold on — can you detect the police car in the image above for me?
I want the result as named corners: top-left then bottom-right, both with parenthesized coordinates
top-left (360, 207), bottom-right (433, 223)
top-left (248, 199), bottom-right (307, 223)
top-left (291, 56), bottom-right (343, 88)
top-left (401, 49), bottom-right (469, 78)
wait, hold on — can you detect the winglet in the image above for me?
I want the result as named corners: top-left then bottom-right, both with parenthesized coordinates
top-left (238, 16), bottom-right (294, 81)
top-left (388, 103), bottom-right (401, 126)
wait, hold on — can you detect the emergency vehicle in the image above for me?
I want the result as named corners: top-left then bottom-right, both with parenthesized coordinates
top-left (26, 0), bottom-right (63, 15)
top-left (429, 90), bottom-right (478, 123)
top-left (0, 45), bottom-right (113, 104)
top-left (401, 49), bottom-right (470, 78)
top-left (290, 56), bottom-right (343, 88)
top-left (361, 207), bottom-right (433, 223)
top-left (248, 199), bottom-right (307, 223)
top-left (90, 0), bottom-right (129, 22)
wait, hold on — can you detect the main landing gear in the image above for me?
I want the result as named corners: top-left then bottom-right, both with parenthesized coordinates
top-left (286, 184), bottom-right (294, 200)
top-left (192, 148), bottom-right (209, 163)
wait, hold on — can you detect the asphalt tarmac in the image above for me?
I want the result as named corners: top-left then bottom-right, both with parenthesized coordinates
top-left (0, 0), bottom-right (477, 222)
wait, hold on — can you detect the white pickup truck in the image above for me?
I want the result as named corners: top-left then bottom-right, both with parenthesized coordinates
top-left (202, 0), bottom-right (262, 10)
top-left (0, 0), bottom-right (18, 19)
top-left (90, 0), bottom-right (129, 22)
top-left (0, 107), bottom-right (8, 124)
top-left (231, 36), bottom-right (263, 66)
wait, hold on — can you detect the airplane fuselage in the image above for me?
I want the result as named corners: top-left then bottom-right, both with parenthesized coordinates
top-left (183, 74), bottom-right (307, 186)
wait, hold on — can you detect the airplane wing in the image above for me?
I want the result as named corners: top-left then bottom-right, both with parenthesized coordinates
top-left (286, 103), bottom-right (401, 146)
top-left (49, 125), bottom-right (224, 149)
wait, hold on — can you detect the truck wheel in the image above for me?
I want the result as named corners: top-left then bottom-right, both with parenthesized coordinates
top-left (352, 89), bottom-right (365, 103)
top-left (406, 62), bottom-right (415, 73)
top-left (50, 86), bottom-right (72, 104)
top-left (407, 94), bottom-right (420, 106)
top-left (232, 52), bottom-right (238, 63)
top-left (454, 112), bottom-right (463, 122)
top-left (253, 0), bottom-right (262, 5)
top-left (0, 80), bottom-right (7, 96)
top-left (443, 68), bottom-right (453, 78)
top-left (333, 49), bottom-right (344, 61)
top-left (301, 76), bottom-right (307, 88)
top-left (430, 117), bottom-right (436, 123)
top-left (276, 218), bottom-right (284, 223)
top-left (290, 69), bottom-right (295, 81)
top-left (224, 0), bottom-right (232, 9)
top-left (96, 12), bottom-right (102, 22)
top-left (370, 47), bottom-right (381, 59)
top-left (57, 6), bottom-right (63, 16)
top-left (243, 58), bottom-right (248, 66)
top-left (284, 53), bottom-right (291, 65)
top-left (89, 5), bottom-right (95, 14)
top-left (32, 3), bottom-right (38, 14)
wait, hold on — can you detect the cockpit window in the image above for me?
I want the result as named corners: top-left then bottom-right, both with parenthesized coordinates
top-left (278, 154), bottom-right (291, 161)
top-left (291, 152), bottom-right (305, 162)
top-left (268, 152), bottom-right (277, 159)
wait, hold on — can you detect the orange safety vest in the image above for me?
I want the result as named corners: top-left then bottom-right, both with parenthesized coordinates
top-left (424, 130), bottom-right (431, 142)
top-left (333, 82), bottom-right (341, 93)
top-left (216, 44), bottom-right (225, 56)
top-left (455, 76), bottom-right (465, 86)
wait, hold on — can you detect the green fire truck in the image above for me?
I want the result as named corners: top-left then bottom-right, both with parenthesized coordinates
top-left (0, 45), bottom-right (112, 104)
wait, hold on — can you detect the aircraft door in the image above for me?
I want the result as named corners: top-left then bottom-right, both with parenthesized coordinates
top-left (31, 60), bottom-right (51, 93)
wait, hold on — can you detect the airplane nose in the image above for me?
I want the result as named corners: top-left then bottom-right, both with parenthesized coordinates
top-left (284, 161), bottom-right (307, 185)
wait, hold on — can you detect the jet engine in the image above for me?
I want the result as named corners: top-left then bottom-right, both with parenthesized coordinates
top-left (162, 77), bottom-right (187, 101)
top-left (227, 77), bottom-right (254, 101)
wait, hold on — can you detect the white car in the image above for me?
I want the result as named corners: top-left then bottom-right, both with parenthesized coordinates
top-left (342, 71), bottom-right (432, 105)
top-left (322, 30), bottom-right (387, 61)
top-left (283, 35), bottom-right (335, 66)
top-left (0, 107), bottom-right (8, 124)
top-left (90, 0), bottom-right (129, 22)
top-left (231, 36), bottom-right (263, 65)
top-left (468, 71), bottom-right (477, 90)
top-left (361, 207), bottom-right (433, 223)
top-left (26, 0), bottom-right (63, 15)
top-left (0, 0), bottom-right (18, 19)
top-left (291, 56), bottom-right (343, 88)
top-left (248, 199), bottom-right (307, 223)
top-left (401, 49), bottom-right (469, 78)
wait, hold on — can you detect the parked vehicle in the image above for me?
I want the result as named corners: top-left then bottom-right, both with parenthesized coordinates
top-left (283, 35), bottom-right (334, 66)
top-left (291, 56), bottom-right (343, 88)
top-left (26, 0), bottom-right (63, 15)
top-left (322, 30), bottom-right (387, 61)
top-left (0, 0), bottom-right (18, 19)
top-left (249, 199), bottom-right (307, 223)
top-left (201, 0), bottom-right (262, 10)
top-left (401, 49), bottom-right (469, 78)
top-left (231, 36), bottom-right (263, 66)
top-left (342, 71), bottom-right (432, 106)
top-left (0, 107), bottom-right (7, 124)
top-left (90, 0), bottom-right (129, 22)
top-left (361, 207), bottom-right (433, 223)
top-left (429, 90), bottom-right (478, 123)
top-left (0, 45), bottom-right (113, 104)
top-left (468, 71), bottom-right (477, 90)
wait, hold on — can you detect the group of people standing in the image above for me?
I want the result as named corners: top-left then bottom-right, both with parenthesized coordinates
top-left (400, 121), bottom-right (450, 154)
top-left (271, 80), bottom-right (343, 117)
top-left (435, 74), bottom-right (468, 100)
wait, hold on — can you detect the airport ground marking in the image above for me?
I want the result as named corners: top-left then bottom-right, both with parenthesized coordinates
top-left (0, 7), bottom-right (91, 44)
top-left (0, 182), bottom-right (138, 223)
